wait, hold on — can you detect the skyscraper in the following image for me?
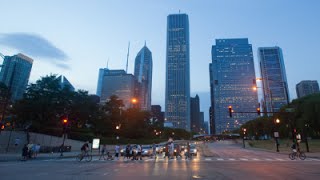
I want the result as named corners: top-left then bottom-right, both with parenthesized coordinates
top-left (0, 53), bottom-right (33, 101)
top-left (165, 13), bottom-right (190, 131)
top-left (296, 80), bottom-right (319, 98)
top-left (190, 95), bottom-right (200, 133)
top-left (96, 68), bottom-right (137, 109)
top-left (209, 63), bottom-right (215, 134)
top-left (57, 75), bottom-right (75, 91)
top-left (151, 105), bottom-right (164, 127)
top-left (134, 44), bottom-right (153, 111)
top-left (258, 47), bottom-right (289, 113)
top-left (211, 38), bottom-right (258, 134)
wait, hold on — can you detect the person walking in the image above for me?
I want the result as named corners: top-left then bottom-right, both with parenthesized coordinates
top-left (115, 144), bottom-right (120, 160)
top-left (176, 144), bottom-right (182, 159)
top-left (99, 144), bottom-right (107, 160)
top-left (125, 144), bottom-right (130, 160)
top-left (22, 144), bottom-right (28, 161)
top-left (152, 143), bottom-right (157, 159)
top-left (137, 144), bottom-right (142, 160)
top-left (169, 142), bottom-right (174, 159)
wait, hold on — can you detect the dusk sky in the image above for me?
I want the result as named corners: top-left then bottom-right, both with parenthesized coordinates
top-left (1, 0), bottom-right (319, 122)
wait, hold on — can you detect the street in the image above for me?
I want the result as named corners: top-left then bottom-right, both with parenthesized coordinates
top-left (1, 141), bottom-right (320, 180)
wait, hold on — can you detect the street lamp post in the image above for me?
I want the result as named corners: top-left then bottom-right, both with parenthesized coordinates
top-left (274, 118), bottom-right (280, 152)
top-left (243, 128), bottom-right (246, 148)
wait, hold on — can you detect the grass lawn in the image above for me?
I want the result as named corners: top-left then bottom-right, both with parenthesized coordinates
top-left (247, 139), bottom-right (320, 153)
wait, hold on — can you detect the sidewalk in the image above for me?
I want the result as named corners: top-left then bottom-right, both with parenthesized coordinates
top-left (0, 151), bottom-right (81, 162)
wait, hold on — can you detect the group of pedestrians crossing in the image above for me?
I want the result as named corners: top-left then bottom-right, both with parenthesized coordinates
top-left (124, 144), bottom-right (143, 160)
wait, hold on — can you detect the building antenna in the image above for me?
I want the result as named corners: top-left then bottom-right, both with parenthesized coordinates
top-left (126, 41), bottom-right (130, 73)
top-left (179, 9), bottom-right (180, 14)
top-left (107, 58), bottom-right (109, 69)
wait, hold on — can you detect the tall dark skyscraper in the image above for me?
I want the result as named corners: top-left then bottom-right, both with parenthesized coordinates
top-left (165, 13), bottom-right (190, 131)
top-left (258, 47), bottom-right (289, 113)
top-left (0, 53), bottom-right (33, 101)
top-left (296, 80), bottom-right (319, 98)
top-left (209, 63), bottom-right (215, 134)
top-left (134, 44), bottom-right (153, 111)
top-left (190, 95), bottom-right (201, 133)
top-left (211, 39), bottom-right (259, 134)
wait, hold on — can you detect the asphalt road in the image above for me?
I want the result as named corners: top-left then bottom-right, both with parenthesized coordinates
top-left (0, 141), bottom-right (319, 180)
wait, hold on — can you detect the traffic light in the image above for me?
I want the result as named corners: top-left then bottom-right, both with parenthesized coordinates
top-left (257, 107), bottom-right (261, 116)
top-left (243, 128), bottom-right (247, 135)
top-left (228, 106), bottom-right (233, 118)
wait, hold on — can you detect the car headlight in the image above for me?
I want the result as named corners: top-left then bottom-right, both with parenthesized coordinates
top-left (193, 149), bottom-right (197, 153)
top-left (120, 150), bottom-right (124, 153)
top-left (174, 149), bottom-right (177, 152)
top-left (184, 149), bottom-right (187, 152)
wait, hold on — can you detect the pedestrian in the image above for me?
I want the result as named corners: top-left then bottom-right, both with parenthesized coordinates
top-left (15, 137), bottom-right (20, 147)
top-left (164, 143), bottom-right (169, 159)
top-left (125, 144), bottom-right (130, 160)
top-left (137, 144), bottom-right (142, 160)
top-left (115, 144), bottom-right (120, 160)
top-left (22, 144), bottom-right (28, 161)
top-left (34, 144), bottom-right (40, 158)
top-left (170, 142), bottom-right (174, 159)
top-left (186, 142), bottom-right (191, 160)
top-left (131, 145), bottom-right (136, 160)
top-left (99, 144), bottom-right (107, 160)
top-left (152, 143), bottom-right (157, 159)
top-left (176, 144), bottom-right (182, 159)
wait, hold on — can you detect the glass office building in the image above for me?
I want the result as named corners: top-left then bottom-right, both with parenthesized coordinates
top-left (211, 39), bottom-right (258, 134)
top-left (96, 69), bottom-right (137, 109)
top-left (296, 80), bottom-right (319, 98)
top-left (165, 13), bottom-right (190, 131)
top-left (258, 47), bottom-right (289, 113)
top-left (134, 44), bottom-right (153, 111)
top-left (0, 53), bottom-right (33, 101)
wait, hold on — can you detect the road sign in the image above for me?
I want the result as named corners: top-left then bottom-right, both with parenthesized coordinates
top-left (274, 132), bottom-right (279, 138)
top-left (92, 138), bottom-right (100, 149)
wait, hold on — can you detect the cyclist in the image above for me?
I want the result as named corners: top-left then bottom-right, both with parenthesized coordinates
top-left (80, 141), bottom-right (89, 158)
top-left (291, 143), bottom-right (297, 153)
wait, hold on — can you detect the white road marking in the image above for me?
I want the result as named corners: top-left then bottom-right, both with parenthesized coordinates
top-left (252, 158), bottom-right (260, 161)
top-left (217, 158), bottom-right (224, 161)
top-left (229, 158), bottom-right (235, 161)
top-left (240, 158), bottom-right (248, 161)
top-left (205, 158), bottom-right (212, 161)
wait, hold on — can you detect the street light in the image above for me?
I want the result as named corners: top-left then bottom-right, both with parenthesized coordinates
top-left (243, 128), bottom-right (247, 148)
top-left (274, 118), bottom-right (280, 152)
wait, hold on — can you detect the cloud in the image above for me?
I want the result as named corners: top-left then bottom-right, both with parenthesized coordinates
top-left (0, 33), bottom-right (69, 68)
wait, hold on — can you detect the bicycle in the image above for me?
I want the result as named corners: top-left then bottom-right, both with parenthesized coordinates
top-left (76, 151), bottom-right (92, 162)
top-left (289, 150), bottom-right (306, 160)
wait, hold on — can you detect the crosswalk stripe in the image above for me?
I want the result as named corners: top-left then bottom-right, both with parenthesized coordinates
top-left (265, 158), bottom-right (272, 161)
top-left (252, 158), bottom-right (260, 161)
top-left (275, 158), bottom-right (284, 161)
top-left (240, 158), bottom-right (248, 161)
top-left (229, 158), bottom-right (235, 161)
top-left (205, 158), bottom-right (212, 161)
top-left (217, 158), bottom-right (224, 161)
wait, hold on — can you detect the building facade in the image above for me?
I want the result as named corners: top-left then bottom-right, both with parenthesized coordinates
top-left (258, 47), bottom-right (289, 113)
top-left (96, 69), bottom-right (137, 109)
top-left (151, 105), bottom-right (164, 127)
top-left (0, 53), bottom-right (33, 101)
top-left (296, 80), bottom-right (319, 98)
top-left (134, 44), bottom-right (153, 111)
top-left (211, 38), bottom-right (259, 134)
top-left (209, 63), bottom-right (215, 134)
top-left (190, 95), bottom-right (201, 133)
top-left (165, 13), bottom-right (190, 131)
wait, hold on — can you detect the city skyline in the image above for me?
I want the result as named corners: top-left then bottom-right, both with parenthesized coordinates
top-left (1, 1), bottom-right (320, 123)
